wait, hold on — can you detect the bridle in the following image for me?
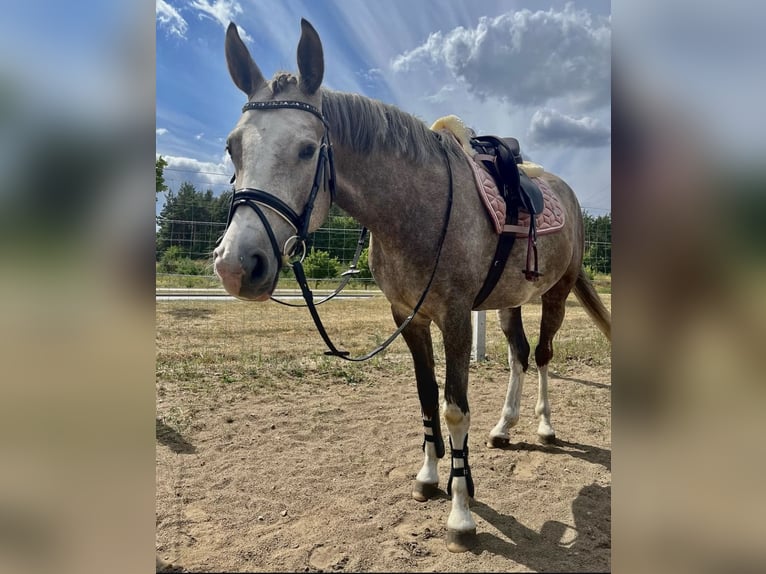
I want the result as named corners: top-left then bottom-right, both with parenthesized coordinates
top-left (219, 98), bottom-right (454, 361)
top-left (222, 100), bottom-right (337, 274)
top-left (220, 99), bottom-right (367, 307)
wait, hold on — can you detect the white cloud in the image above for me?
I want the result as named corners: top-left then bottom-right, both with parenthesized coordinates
top-left (195, 132), bottom-right (204, 140)
top-left (381, 3), bottom-right (611, 211)
top-left (157, 153), bottom-right (233, 190)
top-left (156, 128), bottom-right (169, 136)
top-left (528, 108), bottom-right (610, 148)
top-left (392, 4), bottom-right (610, 111)
top-left (189, 0), bottom-right (252, 42)
top-left (423, 84), bottom-right (458, 104)
top-left (156, 0), bottom-right (188, 39)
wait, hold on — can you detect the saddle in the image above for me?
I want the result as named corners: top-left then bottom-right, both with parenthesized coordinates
top-left (470, 135), bottom-right (544, 218)
top-left (469, 135), bottom-right (545, 307)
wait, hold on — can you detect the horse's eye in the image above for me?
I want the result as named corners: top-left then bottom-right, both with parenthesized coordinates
top-left (299, 143), bottom-right (317, 160)
top-left (225, 145), bottom-right (231, 156)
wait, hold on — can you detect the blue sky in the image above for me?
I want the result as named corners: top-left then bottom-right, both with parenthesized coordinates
top-left (156, 0), bottom-right (611, 213)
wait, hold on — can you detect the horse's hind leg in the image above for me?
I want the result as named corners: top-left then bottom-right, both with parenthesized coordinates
top-left (391, 305), bottom-right (444, 502)
top-left (535, 288), bottom-right (570, 444)
top-left (488, 307), bottom-right (530, 447)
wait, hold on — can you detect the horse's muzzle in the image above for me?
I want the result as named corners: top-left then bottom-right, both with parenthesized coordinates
top-left (213, 247), bottom-right (273, 301)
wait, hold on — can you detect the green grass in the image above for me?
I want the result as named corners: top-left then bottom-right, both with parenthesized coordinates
top-left (155, 273), bottom-right (223, 289)
top-left (155, 272), bottom-right (379, 290)
top-left (156, 270), bottom-right (609, 293)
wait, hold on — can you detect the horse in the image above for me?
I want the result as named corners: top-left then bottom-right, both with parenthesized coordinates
top-left (213, 18), bottom-right (611, 553)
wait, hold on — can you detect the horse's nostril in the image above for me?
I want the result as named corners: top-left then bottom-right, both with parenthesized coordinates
top-left (250, 254), bottom-right (265, 282)
top-left (213, 248), bottom-right (219, 259)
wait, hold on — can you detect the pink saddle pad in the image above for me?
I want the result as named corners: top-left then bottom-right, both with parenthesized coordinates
top-left (462, 147), bottom-right (566, 236)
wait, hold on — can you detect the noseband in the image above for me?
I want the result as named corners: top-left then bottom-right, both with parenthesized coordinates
top-left (221, 100), bottom-right (337, 273)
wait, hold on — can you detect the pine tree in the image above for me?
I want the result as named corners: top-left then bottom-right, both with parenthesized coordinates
top-left (156, 182), bottom-right (231, 260)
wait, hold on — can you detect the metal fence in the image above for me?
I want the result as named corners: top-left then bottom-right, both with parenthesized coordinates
top-left (156, 212), bottom-right (610, 284)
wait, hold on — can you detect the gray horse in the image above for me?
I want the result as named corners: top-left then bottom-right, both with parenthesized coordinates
top-left (214, 19), bottom-right (611, 552)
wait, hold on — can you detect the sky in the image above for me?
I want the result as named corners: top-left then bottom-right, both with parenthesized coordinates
top-left (156, 0), bottom-right (612, 214)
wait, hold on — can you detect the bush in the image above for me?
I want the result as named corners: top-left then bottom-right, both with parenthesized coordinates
top-left (157, 245), bottom-right (208, 275)
top-left (302, 248), bottom-right (340, 279)
top-left (356, 247), bottom-right (372, 279)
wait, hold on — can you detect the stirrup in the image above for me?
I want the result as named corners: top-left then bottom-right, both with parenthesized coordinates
top-left (522, 224), bottom-right (542, 281)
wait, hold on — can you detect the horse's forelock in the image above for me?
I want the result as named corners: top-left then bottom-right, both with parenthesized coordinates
top-left (270, 72), bottom-right (298, 96)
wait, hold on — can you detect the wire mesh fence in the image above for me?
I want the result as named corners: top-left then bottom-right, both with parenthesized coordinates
top-left (156, 194), bottom-right (610, 287)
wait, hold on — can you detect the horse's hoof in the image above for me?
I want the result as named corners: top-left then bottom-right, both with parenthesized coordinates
top-left (537, 433), bottom-right (556, 445)
top-left (445, 528), bottom-right (477, 553)
top-left (487, 435), bottom-right (509, 448)
top-left (412, 481), bottom-right (439, 502)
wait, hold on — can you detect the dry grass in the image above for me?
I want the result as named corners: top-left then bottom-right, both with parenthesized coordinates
top-left (156, 292), bottom-right (611, 432)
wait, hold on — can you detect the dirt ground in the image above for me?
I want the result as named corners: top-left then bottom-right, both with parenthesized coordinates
top-left (156, 296), bottom-right (611, 572)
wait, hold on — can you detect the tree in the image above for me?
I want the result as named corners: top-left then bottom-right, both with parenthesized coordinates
top-left (582, 212), bottom-right (611, 274)
top-left (156, 181), bottom-right (231, 260)
top-left (156, 156), bottom-right (168, 195)
top-left (213, 189), bottom-right (233, 223)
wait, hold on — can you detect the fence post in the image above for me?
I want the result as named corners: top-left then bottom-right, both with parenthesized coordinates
top-left (471, 310), bottom-right (487, 362)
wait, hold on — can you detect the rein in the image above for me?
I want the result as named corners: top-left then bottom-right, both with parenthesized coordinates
top-left (222, 99), bottom-right (454, 361)
top-left (296, 144), bottom-right (453, 361)
top-left (270, 226), bottom-right (368, 309)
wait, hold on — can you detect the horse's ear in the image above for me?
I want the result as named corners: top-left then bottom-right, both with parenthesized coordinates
top-left (225, 22), bottom-right (265, 98)
top-left (297, 18), bottom-right (324, 95)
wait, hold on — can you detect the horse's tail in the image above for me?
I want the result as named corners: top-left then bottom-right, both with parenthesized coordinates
top-left (572, 268), bottom-right (611, 341)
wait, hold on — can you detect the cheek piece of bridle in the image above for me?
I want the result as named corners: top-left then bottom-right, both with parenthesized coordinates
top-left (219, 99), bottom-right (454, 362)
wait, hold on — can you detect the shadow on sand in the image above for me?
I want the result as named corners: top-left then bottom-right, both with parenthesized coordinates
top-left (470, 483), bottom-right (611, 572)
top-left (156, 418), bottom-right (196, 454)
top-left (490, 437), bottom-right (611, 472)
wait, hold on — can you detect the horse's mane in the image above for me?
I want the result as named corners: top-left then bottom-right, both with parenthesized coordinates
top-left (263, 73), bottom-right (460, 165)
top-left (320, 89), bottom-right (461, 165)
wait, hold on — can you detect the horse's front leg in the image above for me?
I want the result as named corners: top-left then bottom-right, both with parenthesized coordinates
top-left (440, 311), bottom-right (477, 552)
top-left (391, 306), bottom-right (444, 502)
